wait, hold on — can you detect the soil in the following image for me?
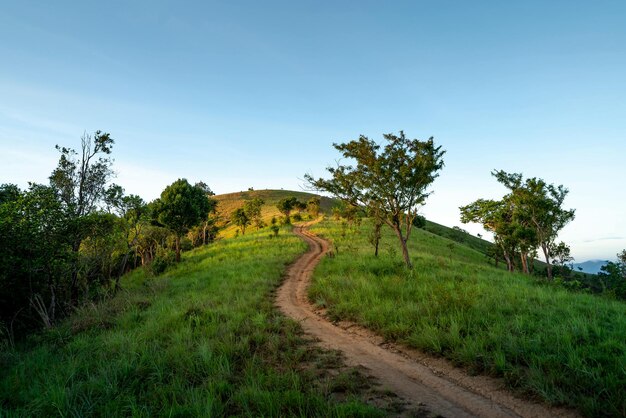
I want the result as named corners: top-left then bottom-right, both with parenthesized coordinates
top-left (276, 223), bottom-right (580, 418)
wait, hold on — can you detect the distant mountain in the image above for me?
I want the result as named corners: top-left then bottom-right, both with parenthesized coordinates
top-left (572, 260), bottom-right (610, 275)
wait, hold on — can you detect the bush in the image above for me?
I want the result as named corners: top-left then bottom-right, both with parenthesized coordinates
top-left (148, 248), bottom-right (176, 276)
top-left (292, 213), bottom-right (303, 222)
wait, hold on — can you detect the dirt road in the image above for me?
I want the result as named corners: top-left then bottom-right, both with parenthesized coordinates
top-left (276, 224), bottom-right (578, 418)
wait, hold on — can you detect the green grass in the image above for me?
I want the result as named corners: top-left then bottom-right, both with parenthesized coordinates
top-left (309, 218), bottom-right (626, 418)
top-left (0, 226), bottom-right (382, 417)
top-left (424, 220), bottom-right (493, 256)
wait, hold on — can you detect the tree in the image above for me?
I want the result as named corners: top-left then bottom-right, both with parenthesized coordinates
top-left (194, 182), bottom-right (218, 245)
top-left (276, 197), bottom-right (299, 224)
top-left (49, 131), bottom-right (117, 305)
top-left (194, 181), bottom-right (215, 197)
top-left (550, 241), bottom-right (574, 279)
top-left (307, 196), bottom-right (321, 218)
top-left (0, 184), bottom-right (72, 329)
top-left (492, 170), bottom-right (575, 279)
top-left (492, 170), bottom-right (576, 279)
top-left (306, 131), bottom-right (445, 268)
top-left (152, 179), bottom-right (212, 262)
top-left (597, 250), bottom-right (626, 299)
top-left (460, 198), bottom-right (518, 272)
top-left (244, 198), bottom-right (265, 229)
top-left (231, 207), bottom-right (251, 235)
top-left (107, 192), bottom-right (148, 290)
top-left (461, 171), bottom-right (574, 278)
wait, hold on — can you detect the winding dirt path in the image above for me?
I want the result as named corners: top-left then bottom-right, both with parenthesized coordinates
top-left (276, 223), bottom-right (578, 418)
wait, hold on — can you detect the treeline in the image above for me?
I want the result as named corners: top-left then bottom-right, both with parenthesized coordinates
top-left (0, 132), bottom-right (219, 340)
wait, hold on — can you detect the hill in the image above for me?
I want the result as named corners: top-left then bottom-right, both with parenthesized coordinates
top-left (309, 218), bottom-right (626, 417)
top-left (214, 190), bottom-right (497, 255)
top-left (213, 189), bottom-right (335, 237)
top-left (0, 226), bottom-right (389, 416)
top-left (573, 260), bottom-right (609, 274)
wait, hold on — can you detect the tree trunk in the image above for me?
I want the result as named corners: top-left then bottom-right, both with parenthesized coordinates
top-left (392, 225), bottom-right (412, 268)
top-left (504, 252), bottom-right (513, 272)
top-left (541, 243), bottom-right (553, 280)
top-left (520, 252), bottom-right (529, 274)
top-left (374, 222), bottom-right (381, 257)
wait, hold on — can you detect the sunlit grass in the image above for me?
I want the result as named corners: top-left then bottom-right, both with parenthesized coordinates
top-left (0, 226), bottom-right (382, 417)
top-left (309, 218), bottom-right (626, 417)
top-left (214, 189), bottom-right (334, 238)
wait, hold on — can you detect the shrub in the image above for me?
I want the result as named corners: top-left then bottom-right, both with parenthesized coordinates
top-left (148, 248), bottom-right (175, 275)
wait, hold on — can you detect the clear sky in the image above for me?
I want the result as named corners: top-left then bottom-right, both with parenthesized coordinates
top-left (1, 1), bottom-right (625, 261)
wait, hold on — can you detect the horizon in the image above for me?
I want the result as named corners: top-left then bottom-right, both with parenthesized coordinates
top-left (1, 1), bottom-right (625, 261)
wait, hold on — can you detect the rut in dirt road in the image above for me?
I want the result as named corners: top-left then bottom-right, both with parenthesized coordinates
top-left (276, 223), bottom-right (579, 418)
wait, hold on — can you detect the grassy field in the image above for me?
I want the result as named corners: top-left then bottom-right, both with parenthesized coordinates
top-left (309, 218), bottom-right (626, 417)
top-left (0, 226), bottom-right (384, 417)
top-left (424, 220), bottom-right (493, 256)
top-left (214, 189), bottom-right (335, 238)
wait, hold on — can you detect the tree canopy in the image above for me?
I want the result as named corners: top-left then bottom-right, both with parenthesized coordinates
top-left (460, 170), bottom-right (575, 278)
top-left (306, 131), bottom-right (445, 268)
top-left (152, 179), bottom-right (212, 261)
top-left (276, 197), bottom-right (300, 223)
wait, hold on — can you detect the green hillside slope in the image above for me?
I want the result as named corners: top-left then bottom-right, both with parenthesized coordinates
top-left (0, 227), bottom-right (383, 416)
top-left (309, 218), bottom-right (626, 417)
top-left (214, 190), bottom-right (496, 255)
top-left (214, 189), bottom-right (335, 238)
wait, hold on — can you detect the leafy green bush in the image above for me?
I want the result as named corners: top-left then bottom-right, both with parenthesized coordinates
top-left (149, 248), bottom-right (175, 276)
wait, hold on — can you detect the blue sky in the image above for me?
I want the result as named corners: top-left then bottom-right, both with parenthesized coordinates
top-left (1, 1), bottom-right (625, 261)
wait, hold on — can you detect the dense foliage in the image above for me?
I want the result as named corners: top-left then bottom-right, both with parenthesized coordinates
top-left (0, 134), bottom-right (218, 340)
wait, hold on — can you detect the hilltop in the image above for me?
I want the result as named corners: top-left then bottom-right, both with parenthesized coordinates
top-left (213, 189), bottom-right (496, 254)
top-left (213, 189), bottom-right (335, 237)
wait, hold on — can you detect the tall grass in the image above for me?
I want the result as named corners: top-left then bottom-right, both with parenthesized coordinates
top-left (0, 227), bottom-right (381, 417)
top-left (309, 219), bottom-right (626, 418)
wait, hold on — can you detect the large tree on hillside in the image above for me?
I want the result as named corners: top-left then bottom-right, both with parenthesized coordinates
top-left (305, 131), bottom-right (445, 268)
top-left (49, 131), bottom-right (118, 304)
top-left (152, 179), bottom-right (212, 262)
